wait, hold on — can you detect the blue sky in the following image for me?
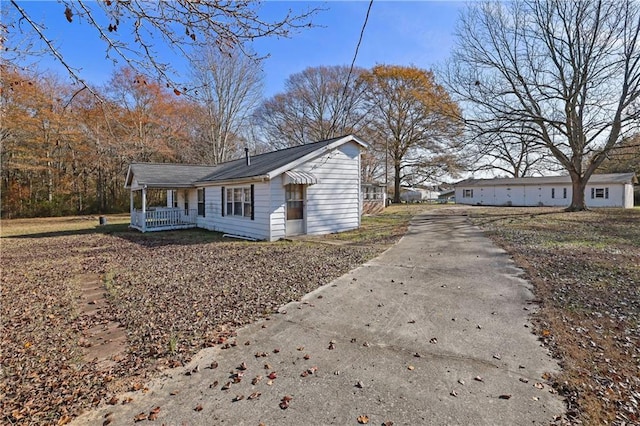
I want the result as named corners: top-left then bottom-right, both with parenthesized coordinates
top-left (8, 1), bottom-right (466, 97)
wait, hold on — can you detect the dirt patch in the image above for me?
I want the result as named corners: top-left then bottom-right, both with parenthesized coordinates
top-left (73, 273), bottom-right (127, 369)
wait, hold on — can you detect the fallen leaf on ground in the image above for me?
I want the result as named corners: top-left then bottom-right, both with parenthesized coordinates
top-left (194, 404), bottom-right (203, 411)
top-left (134, 412), bottom-right (147, 422)
top-left (357, 415), bottom-right (369, 424)
top-left (279, 395), bottom-right (292, 409)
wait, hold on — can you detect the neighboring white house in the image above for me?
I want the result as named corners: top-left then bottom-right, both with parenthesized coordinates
top-left (400, 186), bottom-right (441, 203)
top-left (124, 135), bottom-right (368, 241)
top-left (454, 173), bottom-right (637, 208)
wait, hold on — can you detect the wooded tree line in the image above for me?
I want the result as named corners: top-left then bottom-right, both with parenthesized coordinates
top-left (1, 58), bottom-right (462, 218)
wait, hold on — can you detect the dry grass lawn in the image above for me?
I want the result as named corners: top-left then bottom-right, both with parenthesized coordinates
top-left (466, 206), bottom-right (640, 425)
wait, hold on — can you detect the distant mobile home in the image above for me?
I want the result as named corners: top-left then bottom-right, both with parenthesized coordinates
top-left (454, 173), bottom-right (637, 208)
top-left (124, 135), bottom-right (368, 241)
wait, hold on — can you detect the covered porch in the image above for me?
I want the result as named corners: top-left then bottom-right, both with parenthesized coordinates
top-left (125, 163), bottom-right (216, 233)
top-left (128, 187), bottom-right (198, 232)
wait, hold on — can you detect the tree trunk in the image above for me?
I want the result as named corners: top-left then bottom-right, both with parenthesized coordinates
top-left (566, 173), bottom-right (588, 211)
top-left (393, 162), bottom-right (402, 203)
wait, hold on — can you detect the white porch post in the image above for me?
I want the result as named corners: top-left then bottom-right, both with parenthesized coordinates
top-left (142, 186), bottom-right (147, 232)
top-left (130, 190), bottom-right (134, 221)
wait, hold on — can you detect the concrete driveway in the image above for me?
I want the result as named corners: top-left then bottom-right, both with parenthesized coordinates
top-left (73, 211), bottom-right (565, 425)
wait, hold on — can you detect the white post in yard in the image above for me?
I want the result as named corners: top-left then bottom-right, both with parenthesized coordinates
top-left (141, 186), bottom-right (147, 232)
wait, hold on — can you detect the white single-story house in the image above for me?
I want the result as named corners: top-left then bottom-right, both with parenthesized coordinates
top-left (400, 186), bottom-right (441, 203)
top-left (124, 135), bottom-right (368, 241)
top-left (454, 173), bottom-right (637, 208)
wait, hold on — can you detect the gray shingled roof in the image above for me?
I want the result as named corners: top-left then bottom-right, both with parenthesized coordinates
top-left (197, 136), bottom-right (347, 183)
top-left (126, 135), bottom-right (365, 188)
top-left (125, 164), bottom-right (217, 188)
top-left (456, 173), bottom-right (637, 187)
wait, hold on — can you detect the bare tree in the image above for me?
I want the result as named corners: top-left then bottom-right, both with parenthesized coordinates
top-left (468, 121), bottom-right (554, 178)
top-left (359, 65), bottom-right (463, 203)
top-left (5, 1), bottom-right (318, 93)
top-left (597, 133), bottom-right (640, 175)
top-left (445, 0), bottom-right (640, 211)
top-left (189, 46), bottom-right (263, 164)
top-left (254, 65), bottom-right (367, 148)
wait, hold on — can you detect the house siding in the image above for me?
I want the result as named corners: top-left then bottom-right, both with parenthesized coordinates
top-left (297, 142), bottom-right (361, 235)
top-left (269, 176), bottom-right (286, 241)
top-left (197, 183), bottom-right (271, 240)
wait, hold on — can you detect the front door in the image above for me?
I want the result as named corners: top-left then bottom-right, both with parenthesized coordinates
top-left (285, 184), bottom-right (305, 236)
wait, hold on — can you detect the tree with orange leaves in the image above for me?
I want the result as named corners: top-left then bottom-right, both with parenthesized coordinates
top-left (359, 65), bottom-right (463, 203)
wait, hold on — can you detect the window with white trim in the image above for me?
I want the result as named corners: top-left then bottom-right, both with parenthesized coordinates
top-left (170, 190), bottom-right (178, 208)
top-left (225, 186), bottom-right (253, 218)
top-left (591, 187), bottom-right (609, 199)
top-left (462, 189), bottom-right (473, 198)
top-left (197, 188), bottom-right (205, 217)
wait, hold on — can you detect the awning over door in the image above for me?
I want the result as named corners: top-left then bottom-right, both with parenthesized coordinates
top-left (283, 170), bottom-right (319, 185)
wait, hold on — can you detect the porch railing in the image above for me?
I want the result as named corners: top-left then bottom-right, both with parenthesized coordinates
top-left (130, 208), bottom-right (198, 231)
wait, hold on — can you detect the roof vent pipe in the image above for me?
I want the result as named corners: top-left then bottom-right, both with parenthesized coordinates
top-left (245, 147), bottom-right (250, 166)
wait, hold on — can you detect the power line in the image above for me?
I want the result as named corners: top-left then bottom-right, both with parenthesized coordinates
top-left (345, 0), bottom-right (373, 88)
top-left (336, 0), bottom-right (373, 132)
